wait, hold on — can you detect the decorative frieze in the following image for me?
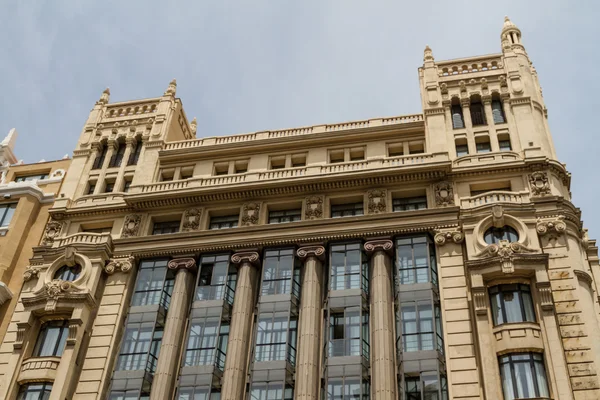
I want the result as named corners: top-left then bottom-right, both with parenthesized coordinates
top-left (529, 171), bottom-right (551, 196)
top-left (104, 256), bottom-right (134, 275)
top-left (434, 181), bottom-right (455, 207)
top-left (434, 229), bottom-right (464, 246)
top-left (241, 202), bottom-right (261, 226)
top-left (305, 195), bottom-right (324, 220)
top-left (297, 245), bottom-right (325, 260)
top-left (121, 214), bottom-right (143, 238)
top-left (474, 240), bottom-right (537, 274)
top-left (472, 287), bottom-right (488, 315)
top-left (181, 208), bottom-right (202, 232)
top-left (367, 189), bottom-right (387, 214)
top-left (41, 219), bottom-right (63, 246)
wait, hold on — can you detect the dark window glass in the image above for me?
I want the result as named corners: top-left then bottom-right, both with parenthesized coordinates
top-left (476, 141), bottom-right (491, 153)
top-left (14, 174), bottom-right (49, 182)
top-left (123, 180), bottom-right (132, 192)
top-left (268, 209), bottom-right (301, 224)
top-left (451, 104), bottom-right (464, 129)
top-left (456, 144), bottom-right (469, 157)
top-left (330, 243), bottom-right (368, 291)
top-left (131, 259), bottom-right (174, 308)
top-left (250, 383), bottom-right (293, 400)
top-left (177, 387), bottom-right (220, 400)
top-left (196, 254), bottom-right (236, 303)
top-left (393, 196), bottom-right (427, 212)
top-left (17, 383), bottom-right (53, 400)
top-left (209, 215), bottom-right (239, 230)
top-left (0, 203), bottom-right (17, 228)
top-left (105, 181), bottom-right (115, 193)
top-left (489, 284), bottom-right (536, 325)
top-left (331, 202), bottom-right (363, 218)
top-left (492, 100), bottom-right (506, 124)
top-left (396, 236), bottom-right (437, 285)
top-left (109, 143), bottom-right (126, 168)
top-left (329, 308), bottom-right (369, 358)
top-left (404, 374), bottom-right (448, 400)
top-left (87, 182), bottom-right (96, 195)
top-left (499, 353), bottom-right (550, 399)
top-left (128, 143), bottom-right (142, 166)
top-left (152, 220), bottom-right (180, 235)
top-left (93, 146), bottom-right (108, 169)
top-left (116, 322), bottom-right (162, 373)
top-left (484, 226), bottom-right (519, 245)
top-left (261, 248), bottom-right (299, 296)
top-left (400, 301), bottom-right (443, 353)
top-left (326, 378), bottom-right (369, 400)
top-left (33, 320), bottom-right (69, 357)
top-left (255, 313), bottom-right (297, 364)
top-left (184, 317), bottom-right (227, 370)
top-left (470, 102), bottom-right (487, 126)
top-left (499, 139), bottom-right (512, 151)
top-left (53, 264), bottom-right (82, 281)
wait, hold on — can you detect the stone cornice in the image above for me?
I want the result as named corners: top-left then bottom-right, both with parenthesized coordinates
top-left (0, 182), bottom-right (56, 204)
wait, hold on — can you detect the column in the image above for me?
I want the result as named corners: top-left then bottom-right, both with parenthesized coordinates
top-left (114, 137), bottom-right (135, 191)
top-left (482, 95), bottom-right (499, 152)
top-left (461, 99), bottom-right (476, 155)
top-left (294, 245), bottom-right (326, 400)
top-left (365, 239), bottom-right (396, 400)
top-left (221, 251), bottom-right (260, 400)
top-left (94, 139), bottom-right (117, 194)
top-left (151, 258), bottom-right (197, 400)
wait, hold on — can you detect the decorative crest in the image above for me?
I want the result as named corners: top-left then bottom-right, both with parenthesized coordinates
top-left (42, 219), bottom-right (63, 246)
top-left (529, 171), bottom-right (551, 196)
top-left (475, 240), bottom-right (536, 274)
top-left (121, 214), bottom-right (142, 238)
top-left (434, 181), bottom-right (455, 207)
top-left (305, 195), bottom-right (324, 220)
top-left (241, 203), bottom-right (261, 226)
top-left (367, 189), bottom-right (387, 214)
top-left (181, 208), bottom-right (202, 232)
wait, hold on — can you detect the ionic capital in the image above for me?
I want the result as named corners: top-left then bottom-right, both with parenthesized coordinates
top-left (231, 251), bottom-right (260, 267)
top-left (364, 239), bottom-right (393, 256)
top-left (434, 229), bottom-right (464, 246)
top-left (168, 257), bottom-right (197, 273)
top-left (297, 245), bottom-right (326, 261)
top-left (104, 256), bottom-right (134, 275)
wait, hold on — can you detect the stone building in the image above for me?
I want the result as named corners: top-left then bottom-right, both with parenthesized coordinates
top-left (0, 17), bottom-right (598, 400)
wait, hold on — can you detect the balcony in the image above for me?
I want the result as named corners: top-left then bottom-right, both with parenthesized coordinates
top-left (52, 232), bottom-right (112, 249)
top-left (460, 191), bottom-right (530, 209)
top-left (19, 357), bottom-right (61, 383)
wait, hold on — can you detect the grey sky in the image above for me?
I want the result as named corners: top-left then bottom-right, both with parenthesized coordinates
top-left (1, 1), bottom-right (599, 238)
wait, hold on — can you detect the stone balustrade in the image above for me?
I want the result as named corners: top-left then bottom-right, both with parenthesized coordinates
top-left (19, 357), bottom-right (61, 382)
top-left (53, 232), bottom-right (113, 248)
top-left (460, 190), bottom-right (530, 209)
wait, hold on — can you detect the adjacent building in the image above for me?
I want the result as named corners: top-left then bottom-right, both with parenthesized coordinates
top-left (0, 17), bottom-right (598, 400)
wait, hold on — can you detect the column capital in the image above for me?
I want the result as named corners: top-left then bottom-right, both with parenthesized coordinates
top-left (297, 245), bottom-right (326, 261)
top-left (231, 251), bottom-right (260, 266)
top-left (364, 239), bottom-right (393, 255)
top-left (168, 257), bottom-right (197, 273)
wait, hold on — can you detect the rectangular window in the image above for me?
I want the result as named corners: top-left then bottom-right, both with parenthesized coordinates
top-left (499, 139), bottom-right (512, 151)
top-left (82, 226), bottom-right (112, 234)
top-left (268, 209), bottom-right (301, 224)
top-left (261, 248), bottom-right (299, 296)
top-left (388, 143), bottom-right (404, 157)
top-left (392, 196), bottom-right (427, 212)
top-left (329, 149), bottom-right (345, 164)
top-left (330, 243), bottom-right (367, 291)
top-left (455, 143), bottom-right (469, 157)
top-left (152, 220), bottom-right (180, 235)
top-left (234, 160), bottom-right (248, 174)
top-left (123, 179), bottom-right (132, 192)
top-left (209, 215), bottom-right (239, 230)
top-left (250, 383), bottom-right (294, 400)
top-left (492, 100), bottom-right (506, 124)
top-left (33, 320), bottom-right (69, 357)
top-left (499, 353), bottom-right (550, 400)
top-left (326, 378), bottom-right (369, 400)
top-left (255, 312), bottom-right (297, 364)
top-left (87, 182), bottom-right (96, 195)
top-left (328, 308), bottom-right (369, 358)
top-left (476, 139), bottom-right (491, 153)
top-left (196, 254), bottom-right (236, 303)
top-left (270, 156), bottom-right (286, 170)
top-left (183, 317), bottom-right (228, 370)
top-left (128, 143), bottom-right (142, 166)
top-left (116, 322), bottom-right (162, 374)
top-left (349, 147), bottom-right (365, 161)
top-left (470, 102), bottom-right (486, 126)
top-left (451, 104), bottom-right (464, 129)
top-left (213, 162), bottom-right (229, 176)
top-left (404, 373), bottom-right (448, 400)
top-left (408, 142), bottom-right (425, 155)
top-left (396, 236), bottom-right (437, 285)
top-left (18, 383), bottom-right (53, 400)
top-left (109, 143), bottom-right (126, 168)
top-left (291, 153), bottom-right (307, 167)
top-left (104, 181), bottom-right (115, 193)
top-left (489, 284), bottom-right (536, 326)
top-left (331, 202), bottom-right (363, 218)
top-left (400, 301), bottom-right (443, 353)
top-left (92, 146), bottom-right (108, 169)
top-left (131, 259), bottom-right (174, 308)
top-left (14, 173), bottom-right (49, 182)
top-left (108, 389), bottom-right (150, 400)
top-left (176, 387), bottom-right (220, 400)
top-left (0, 203), bottom-right (17, 228)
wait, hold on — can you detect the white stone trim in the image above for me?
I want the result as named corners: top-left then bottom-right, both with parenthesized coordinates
top-left (0, 281), bottom-right (13, 305)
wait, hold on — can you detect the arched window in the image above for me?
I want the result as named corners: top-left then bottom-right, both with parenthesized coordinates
top-left (54, 264), bottom-right (82, 281)
top-left (470, 95), bottom-right (486, 126)
top-left (451, 98), bottom-right (464, 129)
top-left (484, 226), bottom-right (519, 245)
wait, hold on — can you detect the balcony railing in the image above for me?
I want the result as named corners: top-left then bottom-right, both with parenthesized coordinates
top-left (460, 191), bottom-right (530, 209)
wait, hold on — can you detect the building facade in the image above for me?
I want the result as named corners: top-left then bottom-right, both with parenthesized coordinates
top-left (0, 17), bottom-right (598, 400)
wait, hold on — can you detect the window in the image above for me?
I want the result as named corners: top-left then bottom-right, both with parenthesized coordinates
top-left (404, 373), bottom-right (448, 400)
top-left (87, 181), bottom-right (96, 195)
top-left (455, 140), bottom-right (469, 157)
top-left (400, 301), bottom-right (443, 353)
top-left (92, 145), bottom-right (108, 169)
top-left (330, 243), bottom-right (367, 291)
top-left (82, 226), bottom-right (112, 234)
top-left (128, 142), bottom-right (142, 166)
top-left (123, 179), bottom-right (132, 192)
top-left (0, 203), bottom-right (17, 228)
top-left (184, 317), bottom-right (228, 369)
top-left (196, 254), bottom-right (236, 303)
top-left (33, 320), bottom-right (69, 357)
top-left (268, 209), bottom-right (301, 224)
top-left (255, 313), bottom-right (297, 364)
top-left (470, 182), bottom-right (512, 197)
top-left (54, 264), bottom-right (82, 281)
top-left (489, 284), bottom-right (536, 325)
top-left (291, 153), bottom-right (306, 167)
top-left (329, 149), bottom-right (345, 164)
top-left (180, 167), bottom-right (194, 180)
top-left (109, 142), bottom-right (126, 168)
top-left (108, 389), bottom-right (150, 400)
top-left (499, 134), bottom-right (512, 151)
top-left (388, 143), bottom-right (404, 157)
top-left (152, 220), bottom-right (180, 235)
top-left (209, 214), bottom-right (239, 230)
top-left (177, 387), bottom-right (220, 400)
top-left (393, 196), bottom-right (427, 212)
top-left (476, 138), bottom-right (491, 153)
top-left (116, 322), bottom-right (162, 373)
top-left (104, 181), bottom-right (115, 193)
top-left (408, 142), bottom-right (425, 155)
top-left (492, 98), bottom-right (506, 124)
top-left (270, 156), bottom-right (286, 170)
top-left (331, 202), bottom-right (363, 218)
top-left (484, 226), bottom-right (519, 245)
top-left (234, 160), bottom-right (248, 174)
top-left (326, 377), bottom-right (370, 400)
top-left (396, 236), bottom-right (437, 285)
top-left (250, 382), bottom-right (293, 400)
top-left (131, 259), bottom-right (175, 308)
top-left (451, 100), bottom-right (464, 129)
top-left (14, 173), bottom-right (48, 182)
top-left (349, 147), bottom-right (365, 161)
top-left (213, 163), bottom-right (229, 176)
top-left (262, 248), bottom-right (300, 296)
top-left (329, 308), bottom-right (369, 358)
top-left (470, 96), bottom-right (486, 126)
top-left (499, 353), bottom-right (549, 400)
top-left (17, 383), bottom-right (53, 400)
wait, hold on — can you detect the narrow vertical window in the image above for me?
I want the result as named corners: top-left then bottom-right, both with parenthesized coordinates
top-left (451, 98), bottom-right (464, 129)
top-left (33, 320), bottom-right (69, 357)
top-left (0, 203), bottom-right (17, 228)
top-left (109, 142), bottom-right (126, 168)
top-left (470, 95), bottom-right (487, 126)
top-left (492, 96), bottom-right (506, 124)
top-left (330, 243), bottom-right (367, 291)
top-left (128, 141), bottom-right (142, 166)
top-left (396, 236), bottom-right (437, 285)
top-left (261, 248), bottom-right (299, 296)
top-left (93, 144), bottom-right (108, 169)
top-left (196, 254), bottom-right (236, 303)
top-left (499, 353), bottom-right (550, 400)
top-left (131, 259), bottom-right (174, 308)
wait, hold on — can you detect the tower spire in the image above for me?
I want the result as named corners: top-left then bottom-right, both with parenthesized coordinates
top-left (423, 45), bottom-right (434, 63)
top-left (501, 16), bottom-right (525, 53)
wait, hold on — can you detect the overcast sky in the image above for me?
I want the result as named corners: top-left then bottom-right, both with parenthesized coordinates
top-left (1, 1), bottom-right (599, 238)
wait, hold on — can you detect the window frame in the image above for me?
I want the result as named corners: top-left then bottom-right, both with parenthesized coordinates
top-left (330, 202), bottom-right (364, 218)
top-left (17, 383), bottom-right (53, 400)
top-left (131, 259), bottom-right (174, 309)
top-left (326, 376), bottom-right (370, 400)
top-left (484, 226), bottom-right (519, 245)
top-left (32, 320), bottom-right (69, 357)
top-left (499, 352), bottom-right (550, 400)
top-left (268, 209), bottom-right (301, 224)
top-left (396, 236), bottom-right (437, 285)
top-left (254, 311), bottom-right (297, 365)
top-left (455, 143), bottom-right (469, 157)
top-left (115, 321), bottom-right (163, 374)
top-left (329, 243), bottom-right (368, 292)
top-left (399, 300), bottom-right (444, 353)
top-left (328, 307), bottom-right (369, 359)
top-left (403, 372), bottom-right (448, 400)
top-left (249, 382), bottom-right (294, 400)
top-left (209, 215), bottom-right (239, 230)
top-left (392, 196), bottom-right (427, 212)
top-left (0, 203), bottom-right (17, 228)
top-left (489, 284), bottom-right (536, 326)
top-left (195, 254), bottom-right (237, 303)
top-left (261, 248), bottom-right (301, 297)
top-left (53, 264), bottom-right (82, 282)
top-left (183, 316), bottom-right (229, 370)
top-left (92, 145), bottom-right (108, 170)
top-left (151, 220), bottom-right (181, 235)
top-left (14, 173), bottom-right (49, 182)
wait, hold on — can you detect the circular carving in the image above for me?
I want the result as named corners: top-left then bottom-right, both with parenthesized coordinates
top-left (231, 252), bottom-right (260, 265)
top-left (297, 246), bottom-right (325, 260)
top-left (364, 240), bottom-right (393, 253)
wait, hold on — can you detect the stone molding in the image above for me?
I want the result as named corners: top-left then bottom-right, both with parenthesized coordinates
top-left (364, 239), bottom-right (393, 255)
top-left (0, 282), bottom-right (12, 306)
top-left (574, 269), bottom-right (594, 287)
top-left (434, 229), bottom-right (464, 246)
top-left (305, 195), bottom-right (324, 220)
top-left (41, 219), bottom-right (64, 246)
top-left (536, 216), bottom-right (566, 237)
top-left (241, 202), bottom-right (261, 226)
top-left (104, 256), bottom-right (134, 274)
top-left (474, 240), bottom-right (538, 274)
top-left (367, 189), bottom-right (387, 214)
top-left (167, 257), bottom-right (197, 273)
top-left (434, 181), bottom-right (455, 206)
top-left (181, 208), bottom-right (202, 232)
top-left (231, 251), bottom-right (260, 267)
top-left (472, 287), bottom-right (488, 315)
top-left (23, 267), bottom-right (41, 282)
top-left (121, 214), bottom-right (143, 238)
top-left (296, 245), bottom-right (326, 261)
top-left (67, 318), bottom-right (83, 346)
top-left (535, 281), bottom-right (554, 311)
top-left (529, 171), bottom-right (551, 196)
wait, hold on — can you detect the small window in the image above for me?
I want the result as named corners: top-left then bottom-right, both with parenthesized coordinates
top-left (291, 153), bottom-right (307, 167)
top-left (498, 134), bottom-right (512, 151)
top-left (161, 169), bottom-right (175, 182)
top-left (14, 173), bottom-right (49, 182)
top-left (331, 202), bottom-right (363, 218)
top-left (484, 226), bottom-right (519, 245)
top-left (408, 142), bottom-right (424, 155)
top-left (92, 145), bottom-right (108, 170)
top-left (180, 167), bottom-right (194, 180)
top-left (209, 215), bottom-right (239, 230)
top-left (123, 178), bottom-right (132, 193)
top-left (329, 149), bottom-right (345, 164)
top-left (475, 137), bottom-right (491, 153)
top-left (214, 163), bottom-right (229, 176)
top-left (470, 181), bottom-right (512, 196)
top-left (82, 226), bottom-right (112, 234)
top-left (455, 138), bottom-right (469, 157)
top-left (152, 220), bottom-right (180, 235)
top-left (87, 182), bottom-right (96, 195)
top-left (104, 181), bottom-right (115, 193)
top-left (270, 156), bottom-right (286, 170)
top-left (128, 141), bottom-right (142, 166)
top-left (109, 142), bottom-right (126, 168)
top-left (250, 383), bottom-right (294, 400)
top-left (0, 203), bottom-right (17, 228)
top-left (499, 353), bottom-right (550, 399)
top-left (349, 147), bottom-right (365, 161)
top-left (33, 320), bottom-right (69, 357)
top-left (393, 196), bottom-right (427, 212)
top-left (108, 389), bottom-right (151, 400)
top-left (17, 383), bottom-right (53, 400)
top-left (54, 264), bottom-right (82, 281)
top-left (388, 143), bottom-right (404, 157)
top-left (489, 284), bottom-right (536, 325)
top-left (234, 160), bottom-right (248, 174)
top-left (268, 209), bottom-right (302, 224)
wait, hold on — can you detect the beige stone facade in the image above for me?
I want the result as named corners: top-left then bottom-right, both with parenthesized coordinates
top-left (0, 17), bottom-right (598, 400)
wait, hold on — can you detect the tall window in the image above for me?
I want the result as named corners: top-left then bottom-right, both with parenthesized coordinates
top-left (128, 142), bottom-right (142, 166)
top-left (255, 312), bottom-right (297, 364)
top-left (489, 284), bottom-right (536, 325)
top-left (183, 317), bottom-right (228, 370)
top-left (404, 373), bottom-right (448, 400)
top-left (330, 243), bottom-right (368, 292)
top-left (17, 383), bottom-right (53, 400)
top-left (250, 382), bottom-right (293, 400)
top-left (400, 301), bottom-right (443, 353)
top-left (209, 215), bottom-right (239, 230)
top-left (470, 96), bottom-right (486, 126)
top-left (152, 220), bottom-right (180, 235)
top-left (451, 100), bottom-right (464, 129)
top-left (262, 248), bottom-right (300, 296)
top-left (492, 97), bottom-right (506, 124)
top-left (0, 203), bottom-right (17, 228)
top-left (326, 377), bottom-right (370, 400)
top-left (498, 134), bottom-right (512, 151)
top-left (53, 264), bottom-right (82, 281)
top-left (396, 236), bottom-right (437, 285)
top-left (393, 196), bottom-right (427, 212)
top-left (109, 142), bottom-right (126, 168)
top-left (116, 322), bottom-right (162, 373)
top-left (33, 320), bottom-right (69, 357)
top-left (329, 308), bottom-right (369, 358)
top-left (499, 353), bottom-right (549, 400)
top-left (331, 202), bottom-right (364, 218)
top-left (196, 254), bottom-right (236, 303)
top-left (92, 145), bottom-right (108, 169)
top-left (268, 209), bottom-right (301, 224)
top-left (131, 259), bottom-right (174, 308)
top-left (484, 226), bottom-right (519, 245)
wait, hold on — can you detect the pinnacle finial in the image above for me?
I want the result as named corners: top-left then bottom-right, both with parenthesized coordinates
top-left (97, 87), bottom-right (110, 105)
top-left (190, 117), bottom-right (197, 134)
top-left (423, 45), bottom-right (434, 62)
top-left (164, 79), bottom-right (177, 96)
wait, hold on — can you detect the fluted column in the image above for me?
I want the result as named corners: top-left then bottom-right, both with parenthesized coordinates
top-left (294, 245), bottom-right (326, 400)
top-left (221, 251), bottom-right (260, 400)
top-left (483, 95), bottom-right (499, 151)
top-left (151, 258), bottom-right (197, 400)
top-left (365, 239), bottom-right (396, 400)
top-left (94, 139), bottom-right (117, 194)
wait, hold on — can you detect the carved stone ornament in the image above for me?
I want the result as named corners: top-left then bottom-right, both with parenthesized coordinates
top-left (67, 319), bottom-right (83, 346)
top-left (121, 214), bottom-right (142, 238)
top-left (42, 219), bottom-right (63, 246)
top-left (297, 246), bottom-right (326, 261)
top-left (305, 195), bottom-right (324, 220)
top-left (434, 181), bottom-right (455, 207)
top-left (46, 280), bottom-right (72, 299)
top-left (367, 189), bottom-right (387, 214)
top-left (96, 87), bottom-right (110, 105)
top-left (423, 45), bottom-right (434, 62)
top-left (364, 239), bottom-right (393, 255)
top-left (434, 229), bottom-right (464, 246)
top-left (472, 287), bottom-right (488, 315)
top-left (168, 257), bottom-right (197, 272)
top-left (241, 203), bottom-right (261, 226)
top-left (582, 229), bottom-right (590, 249)
top-left (181, 208), bottom-right (202, 232)
top-left (475, 240), bottom-right (537, 274)
top-left (104, 256), bottom-right (134, 275)
top-left (23, 267), bottom-right (40, 282)
top-left (536, 281), bottom-right (553, 311)
top-left (529, 171), bottom-right (551, 196)
top-left (164, 79), bottom-right (177, 96)
top-left (231, 251), bottom-right (260, 266)
top-left (14, 321), bottom-right (31, 349)
top-left (536, 216), bottom-right (567, 238)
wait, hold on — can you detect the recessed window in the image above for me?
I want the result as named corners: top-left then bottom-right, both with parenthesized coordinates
top-left (470, 95), bottom-right (487, 126)
top-left (214, 162), bottom-right (229, 176)
top-left (470, 181), bottom-right (512, 196)
top-left (268, 209), bottom-right (301, 224)
top-left (87, 181), bottom-right (96, 195)
top-left (489, 284), bottom-right (536, 325)
top-left (330, 243), bottom-right (367, 291)
top-left (234, 160), bottom-right (248, 174)
top-left (451, 99), bottom-right (464, 129)
top-left (33, 320), bottom-right (69, 357)
top-left (328, 307), bottom-right (369, 357)
top-left (329, 149), bottom-right (345, 164)
top-left (455, 138), bottom-right (469, 157)
top-left (484, 226), bottom-right (519, 245)
top-left (127, 141), bottom-right (142, 166)
top-left (255, 313), bottom-right (297, 363)
top-left (18, 383), bottom-right (53, 400)
top-left (262, 248), bottom-right (299, 296)
top-left (123, 178), bottom-right (132, 193)
top-left (499, 353), bottom-right (550, 399)
top-left (396, 236), bottom-right (437, 285)
top-left (109, 142), bottom-right (126, 168)
top-left (82, 226), bottom-right (112, 234)
top-left (400, 300), bottom-right (443, 352)
top-left (270, 156), bottom-right (286, 170)
top-left (291, 153), bottom-right (307, 167)
top-left (408, 142), bottom-right (424, 155)
top-left (476, 137), bottom-right (491, 153)
top-left (331, 202), bottom-right (363, 218)
top-left (14, 173), bottom-right (49, 182)
top-left (393, 196), bottom-right (427, 212)
top-left (349, 147), bottom-right (365, 161)
top-left (92, 145), bottom-right (108, 170)
top-left (209, 215), bottom-right (239, 230)
top-left (180, 167), bottom-right (194, 180)
top-left (388, 143), bottom-right (404, 157)
top-left (104, 181), bottom-right (115, 193)
top-left (54, 264), bottom-right (82, 281)
top-left (0, 203), bottom-right (17, 228)
top-left (160, 169), bottom-right (175, 182)
top-left (152, 220), bottom-right (180, 235)
top-left (498, 134), bottom-right (512, 151)
top-left (492, 95), bottom-right (506, 124)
